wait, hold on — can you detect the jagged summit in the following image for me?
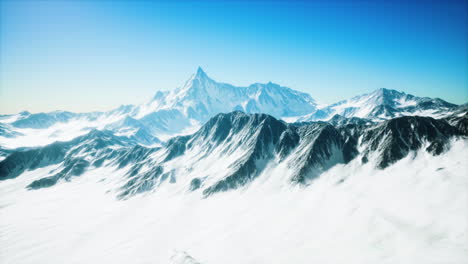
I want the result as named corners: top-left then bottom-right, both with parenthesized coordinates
top-left (195, 66), bottom-right (208, 78)
top-left (372, 87), bottom-right (402, 97)
top-left (375, 87), bottom-right (395, 93)
top-left (137, 68), bottom-right (318, 124)
top-left (185, 66), bottom-right (211, 85)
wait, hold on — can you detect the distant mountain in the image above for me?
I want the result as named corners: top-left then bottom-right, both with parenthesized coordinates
top-left (297, 88), bottom-right (458, 122)
top-left (0, 67), bottom-right (317, 150)
top-left (2, 111), bottom-right (466, 198)
top-left (136, 67), bottom-right (317, 121)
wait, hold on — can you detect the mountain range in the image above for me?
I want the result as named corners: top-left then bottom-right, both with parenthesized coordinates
top-left (0, 67), bottom-right (462, 154)
top-left (1, 109), bottom-right (466, 198)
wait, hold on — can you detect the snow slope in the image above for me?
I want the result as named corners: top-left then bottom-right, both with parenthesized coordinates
top-left (0, 139), bottom-right (466, 264)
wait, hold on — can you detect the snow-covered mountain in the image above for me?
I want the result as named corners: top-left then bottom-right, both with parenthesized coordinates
top-left (297, 88), bottom-right (458, 122)
top-left (0, 67), bottom-right (317, 151)
top-left (2, 110), bottom-right (466, 197)
top-left (135, 67), bottom-right (317, 121)
top-left (1, 111), bottom-right (467, 263)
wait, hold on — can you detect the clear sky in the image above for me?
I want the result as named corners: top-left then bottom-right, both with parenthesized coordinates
top-left (0, 0), bottom-right (467, 114)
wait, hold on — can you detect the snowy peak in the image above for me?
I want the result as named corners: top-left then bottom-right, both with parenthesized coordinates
top-left (348, 88), bottom-right (413, 109)
top-left (177, 68), bottom-right (217, 100)
top-left (195, 66), bottom-right (208, 79)
top-left (188, 111), bottom-right (287, 164)
top-left (367, 88), bottom-right (438, 108)
top-left (137, 67), bottom-right (318, 126)
top-left (367, 88), bottom-right (402, 105)
top-left (178, 67), bottom-right (215, 96)
top-left (184, 67), bottom-right (212, 87)
top-left (191, 111), bottom-right (286, 144)
top-left (299, 88), bottom-right (458, 122)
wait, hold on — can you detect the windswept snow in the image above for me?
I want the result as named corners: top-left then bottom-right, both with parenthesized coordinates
top-left (170, 251), bottom-right (202, 264)
top-left (1, 140), bottom-right (467, 264)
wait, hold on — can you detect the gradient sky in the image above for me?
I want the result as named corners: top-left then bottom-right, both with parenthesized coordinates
top-left (0, 0), bottom-right (467, 114)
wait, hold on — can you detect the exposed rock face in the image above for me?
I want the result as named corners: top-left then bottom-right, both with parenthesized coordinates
top-left (360, 116), bottom-right (459, 168)
top-left (1, 110), bottom-right (466, 198)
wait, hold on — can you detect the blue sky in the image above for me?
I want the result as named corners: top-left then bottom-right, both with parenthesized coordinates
top-left (0, 0), bottom-right (467, 114)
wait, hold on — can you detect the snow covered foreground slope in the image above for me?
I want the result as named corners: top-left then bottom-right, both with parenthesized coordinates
top-left (0, 131), bottom-right (467, 264)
